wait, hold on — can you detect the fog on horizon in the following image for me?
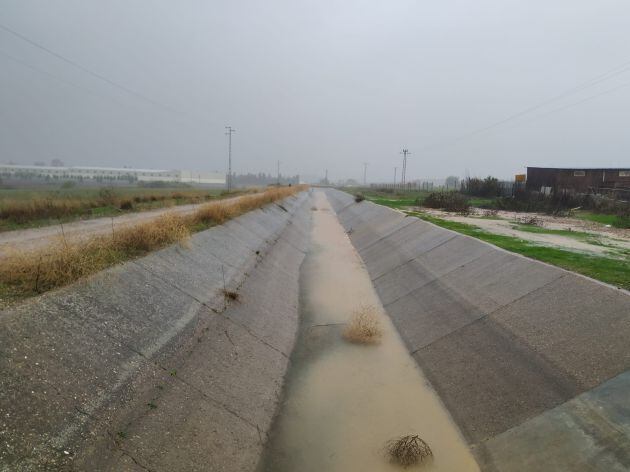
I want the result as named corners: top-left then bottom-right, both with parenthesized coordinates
top-left (1, 0), bottom-right (629, 183)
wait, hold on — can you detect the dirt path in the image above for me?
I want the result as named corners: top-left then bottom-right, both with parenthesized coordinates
top-left (421, 208), bottom-right (630, 257)
top-left (0, 196), bottom-right (244, 255)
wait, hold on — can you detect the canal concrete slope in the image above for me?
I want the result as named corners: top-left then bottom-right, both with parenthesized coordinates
top-left (0, 192), bottom-right (311, 472)
top-left (260, 190), bottom-right (478, 471)
top-left (326, 189), bottom-right (630, 472)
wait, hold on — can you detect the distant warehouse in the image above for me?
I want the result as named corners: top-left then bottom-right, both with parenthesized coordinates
top-left (0, 164), bottom-right (225, 185)
top-left (526, 167), bottom-right (630, 195)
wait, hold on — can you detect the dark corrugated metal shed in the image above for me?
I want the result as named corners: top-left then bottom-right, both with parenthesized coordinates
top-left (526, 167), bottom-right (630, 193)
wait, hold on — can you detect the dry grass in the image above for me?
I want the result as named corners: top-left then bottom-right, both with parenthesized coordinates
top-left (222, 289), bottom-right (240, 301)
top-left (0, 188), bottom-right (228, 226)
top-left (0, 213), bottom-right (191, 296)
top-left (0, 197), bottom-right (91, 222)
top-left (193, 186), bottom-right (301, 226)
top-left (386, 435), bottom-right (433, 468)
top-left (0, 186), bottom-right (305, 302)
top-left (193, 201), bottom-right (238, 225)
top-left (342, 305), bottom-right (382, 344)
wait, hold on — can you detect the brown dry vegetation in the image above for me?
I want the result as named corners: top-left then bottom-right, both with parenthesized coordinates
top-left (0, 187), bottom-right (250, 227)
top-left (342, 305), bottom-right (382, 344)
top-left (222, 289), bottom-right (240, 301)
top-left (386, 435), bottom-right (433, 468)
top-left (0, 185), bottom-right (305, 304)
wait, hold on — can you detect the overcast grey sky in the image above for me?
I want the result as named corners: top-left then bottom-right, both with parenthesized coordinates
top-left (1, 1), bottom-right (629, 182)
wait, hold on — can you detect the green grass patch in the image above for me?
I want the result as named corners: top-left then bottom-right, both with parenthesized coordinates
top-left (359, 190), bottom-right (498, 211)
top-left (510, 224), bottom-right (593, 239)
top-left (362, 191), bottom-right (429, 209)
top-left (468, 197), bottom-right (497, 208)
top-left (404, 210), bottom-right (629, 290)
top-left (575, 211), bottom-right (630, 229)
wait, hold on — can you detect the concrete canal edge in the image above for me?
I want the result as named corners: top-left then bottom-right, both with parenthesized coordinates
top-left (0, 192), bottom-right (312, 471)
top-left (4, 186), bottom-right (630, 471)
top-left (326, 188), bottom-right (630, 472)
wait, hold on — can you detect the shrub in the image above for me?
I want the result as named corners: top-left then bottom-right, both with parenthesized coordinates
top-left (386, 435), bottom-right (432, 467)
top-left (343, 305), bottom-right (382, 344)
top-left (462, 176), bottom-right (502, 197)
top-left (119, 199), bottom-right (134, 210)
top-left (515, 215), bottom-right (543, 226)
top-left (613, 216), bottom-right (630, 229)
top-left (423, 192), bottom-right (470, 212)
top-left (355, 194), bottom-right (365, 203)
top-left (495, 191), bottom-right (630, 217)
top-left (98, 187), bottom-right (117, 206)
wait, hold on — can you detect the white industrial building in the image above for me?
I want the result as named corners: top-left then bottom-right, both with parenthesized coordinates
top-left (0, 164), bottom-right (225, 185)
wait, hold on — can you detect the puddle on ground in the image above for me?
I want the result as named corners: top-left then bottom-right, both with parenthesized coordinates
top-left (260, 190), bottom-right (479, 472)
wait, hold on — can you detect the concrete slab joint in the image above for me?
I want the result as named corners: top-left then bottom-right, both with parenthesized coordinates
top-left (4, 187), bottom-right (630, 472)
top-left (0, 192), bottom-right (312, 472)
top-left (324, 188), bottom-right (630, 472)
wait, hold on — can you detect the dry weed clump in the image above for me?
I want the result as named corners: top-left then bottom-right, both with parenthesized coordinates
top-left (222, 289), bottom-right (240, 301)
top-left (0, 197), bottom-right (92, 223)
top-left (386, 435), bottom-right (433, 468)
top-left (193, 186), bottom-right (303, 226)
top-left (0, 186), bottom-right (305, 300)
top-left (343, 305), bottom-right (382, 344)
top-left (113, 213), bottom-right (191, 252)
top-left (193, 201), bottom-right (238, 226)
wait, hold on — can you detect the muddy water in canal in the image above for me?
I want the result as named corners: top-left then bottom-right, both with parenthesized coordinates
top-left (260, 190), bottom-right (478, 472)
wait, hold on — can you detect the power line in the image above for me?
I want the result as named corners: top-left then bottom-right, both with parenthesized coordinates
top-left (0, 22), bottom-right (182, 116)
top-left (501, 79), bottom-right (630, 131)
top-left (0, 48), bottom-right (135, 110)
top-left (0, 48), bottom-right (221, 152)
top-left (421, 58), bottom-right (630, 153)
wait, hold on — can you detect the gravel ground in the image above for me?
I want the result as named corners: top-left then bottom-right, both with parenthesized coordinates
top-left (420, 207), bottom-right (630, 257)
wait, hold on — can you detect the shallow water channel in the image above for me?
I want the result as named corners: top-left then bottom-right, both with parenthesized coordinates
top-left (260, 190), bottom-right (479, 471)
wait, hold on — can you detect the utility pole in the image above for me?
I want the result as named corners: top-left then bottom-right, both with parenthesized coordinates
top-left (394, 166), bottom-right (397, 188)
top-left (363, 162), bottom-right (368, 186)
top-left (277, 160), bottom-right (281, 186)
top-left (325, 169), bottom-right (328, 185)
top-left (400, 148), bottom-right (411, 187)
top-left (225, 126), bottom-right (235, 191)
